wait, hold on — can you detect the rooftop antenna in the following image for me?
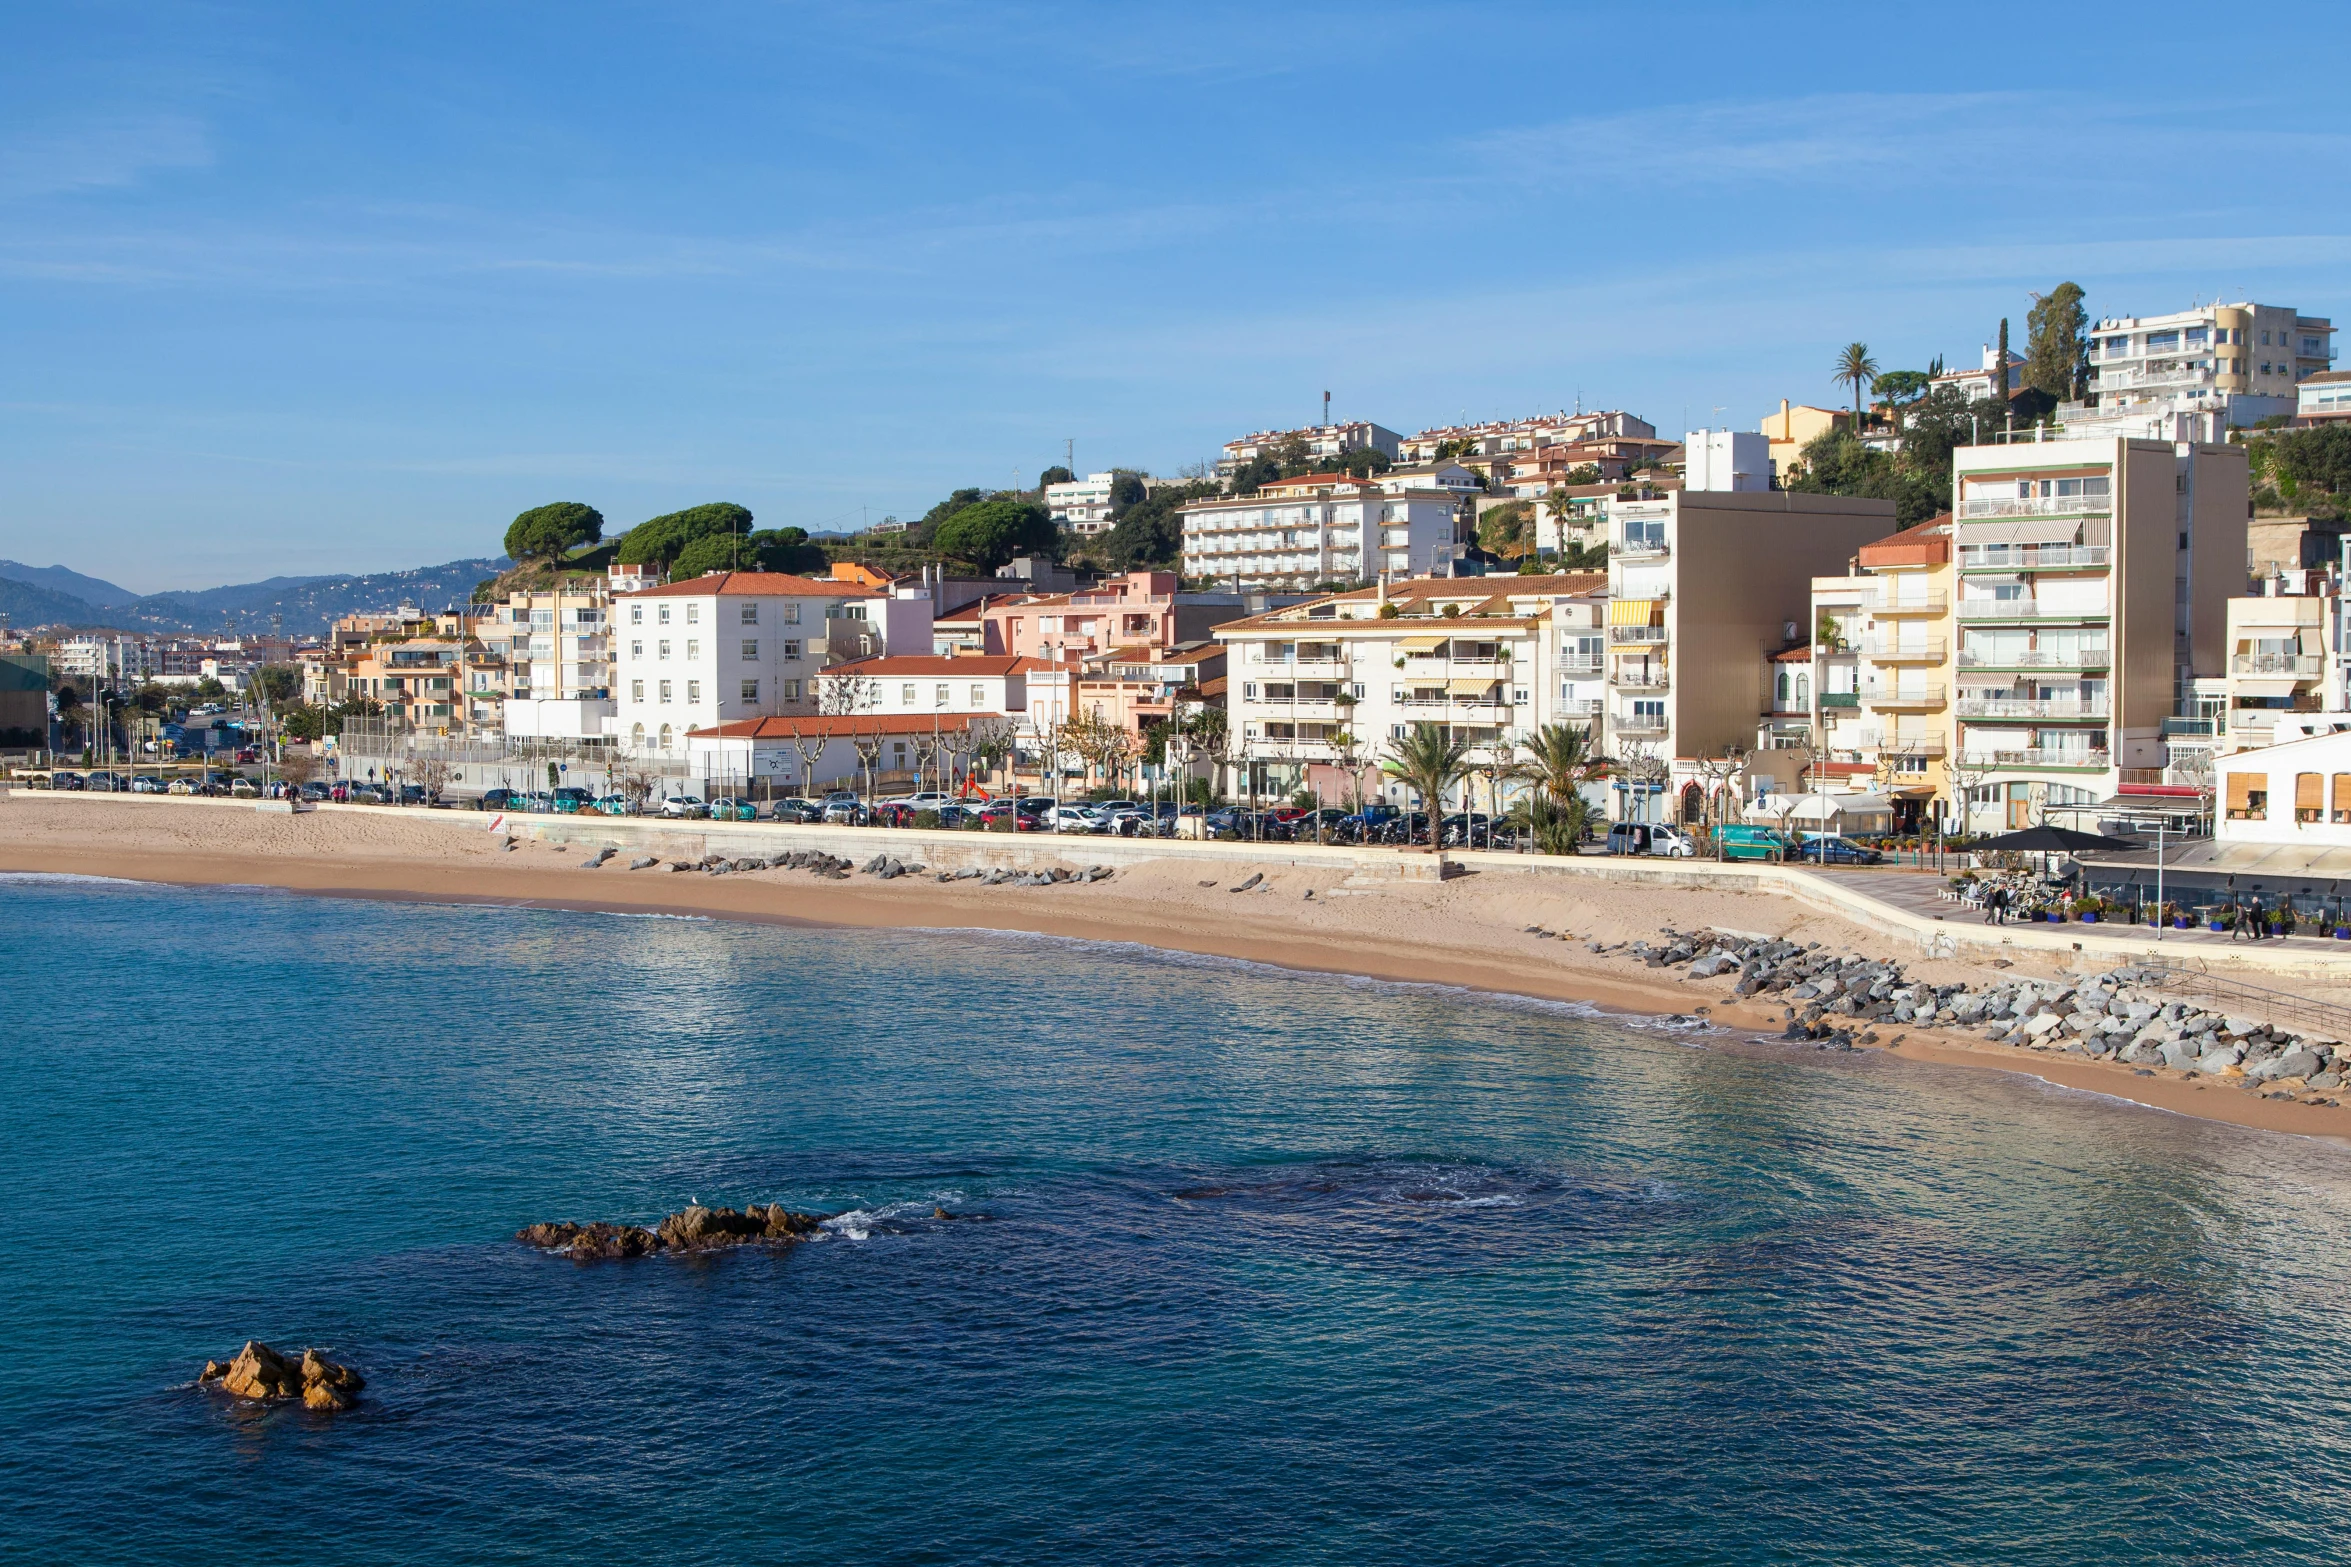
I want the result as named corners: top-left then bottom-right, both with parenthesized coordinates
top-left (1323, 390), bottom-right (1331, 428)
top-left (1064, 437), bottom-right (1074, 476)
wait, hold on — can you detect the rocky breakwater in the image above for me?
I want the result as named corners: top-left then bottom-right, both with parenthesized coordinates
top-left (1616, 929), bottom-right (2348, 1106)
top-left (625, 849), bottom-right (1116, 887)
top-left (198, 1341), bottom-right (365, 1411)
top-left (518, 1202), bottom-right (827, 1261)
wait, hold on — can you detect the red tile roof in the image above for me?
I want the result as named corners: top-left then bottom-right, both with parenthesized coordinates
top-left (825, 655), bottom-right (1053, 677)
top-left (619, 571), bottom-right (867, 599)
top-left (690, 714), bottom-right (984, 739)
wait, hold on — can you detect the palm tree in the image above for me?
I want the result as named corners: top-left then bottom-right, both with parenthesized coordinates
top-left (1519, 722), bottom-right (1608, 854)
top-left (1833, 341), bottom-right (1879, 425)
top-left (1383, 723), bottom-right (1471, 850)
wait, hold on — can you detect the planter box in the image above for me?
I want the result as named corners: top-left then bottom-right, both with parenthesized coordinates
top-left (2209, 921), bottom-right (2228, 932)
top-left (2045, 912), bottom-right (2064, 923)
top-left (2079, 912), bottom-right (2099, 923)
top-left (2173, 918), bottom-right (2191, 929)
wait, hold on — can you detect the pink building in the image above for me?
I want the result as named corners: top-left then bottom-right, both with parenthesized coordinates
top-left (981, 571), bottom-right (1251, 662)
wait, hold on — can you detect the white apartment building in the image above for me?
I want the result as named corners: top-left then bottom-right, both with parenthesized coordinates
top-left (2067, 301), bottom-right (2335, 438)
top-left (1216, 420), bottom-right (1401, 477)
top-left (1044, 472), bottom-right (1122, 536)
top-left (811, 654), bottom-right (1059, 722)
top-left (1397, 411), bottom-right (1657, 463)
top-left (2217, 584), bottom-right (2340, 754)
top-left (1211, 573), bottom-right (1608, 806)
top-left (612, 571), bottom-right (934, 754)
top-left (1681, 429), bottom-right (1770, 493)
top-left (1181, 473), bottom-right (1462, 589)
top-left (1931, 345), bottom-right (2024, 404)
top-left (1948, 435), bottom-right (2246, 829)
top-left (493, 578), bottom-right (614, 739)
top-left (2299, 370), bottom-right (2351, 425)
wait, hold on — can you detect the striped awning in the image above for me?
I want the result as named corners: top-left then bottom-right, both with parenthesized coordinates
top-left (1396, 635), bottom-right (1448, 653)
top-left (1610, 598), bottom-right (1661, 627)
top-left (1448, 677), bottom-right (1499, 696)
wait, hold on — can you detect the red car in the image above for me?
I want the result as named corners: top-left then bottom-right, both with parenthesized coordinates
top-left (974, 799), bottom-right (1039, 831)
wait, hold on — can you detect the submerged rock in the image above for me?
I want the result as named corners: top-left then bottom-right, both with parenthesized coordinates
top-left (199, 1340), bottom-right (364, 1410)
top-left (518, 1202), bottom-right (826, 1262)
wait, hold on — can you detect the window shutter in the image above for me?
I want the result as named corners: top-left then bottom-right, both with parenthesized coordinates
top-left (2226, 773), bottom-right (2255, 811)
top-left (2334, 774), bottom-right (2351, 822)
top-left (2298, 772), bottom-right (2323, 814)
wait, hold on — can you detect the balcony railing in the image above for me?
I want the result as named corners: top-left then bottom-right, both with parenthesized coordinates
top-left (1863, 684), bottom-right (1947, 708)
top-left (1611, 626), bottom-right (1669, 644)
top-left (1958, 545), bottom-right (2110, 571)
top-left (1955, 697), bottom-right (2111, 720)
top-left (1557, 657), bottom-right (1603, 674)
top-left (1558, 698), bottom-right (1602, 718)
top-left (1820, 691), bottom-right (1861, 709)
top-left (1955, 646), bottom-right (2111, 669)
top-left (1613, 669), bottom-right (1669, 692)
top-left (1958, 494), bottom-right (2110, 519)
top-left (1615, 538), bottom-right (1670, 559)
top-left (1858, 732), bottom-right (1948, 756)
top-left (1614, 715), bottom-right (1668, 734)
top-left (1860, 637), bottom-right (1947, 661)
top-left (2161, 716), bottom-right (2220, 737)
top-left (1955, 599), bottom-right (2110, 621)
top-left (1871, 590), bottom-right (1948, 614)
top-left (2232, 653), bottom-right (2325, 677)
top-left (1960, 748), bottom-right (2112, 771)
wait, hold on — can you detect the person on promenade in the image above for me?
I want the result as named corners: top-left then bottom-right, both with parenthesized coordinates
top-left (1983, 885), bottom-right (2006, 926)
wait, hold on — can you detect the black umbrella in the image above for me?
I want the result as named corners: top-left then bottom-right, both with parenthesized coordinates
top-left (1972, 825), bottom-right (2140, 854)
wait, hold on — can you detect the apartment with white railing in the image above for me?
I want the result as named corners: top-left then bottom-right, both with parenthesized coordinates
top-left (1210, 573), bottom-right (1607, 806)
top-left (2219, 584), bottom-right (2340, 753)
top-left (2064, 301), bottom-right (2335, 439)
top-left (1180, 472), bottom-right (1462, 588)
top-left (1948, 435), bottom-right (2245, 828)
top-left (1604, 481), bottom-right (1894, 822)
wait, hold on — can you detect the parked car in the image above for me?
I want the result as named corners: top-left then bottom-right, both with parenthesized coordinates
top-left (1796, 832), bottom-right (1884, 865)
top-left (347, 784), bottom-right (387, 805)
top-left (886, 791), bottom-right (956, 811)
top-left (973, 798), bottom-right (1040, 831)
top-left (1712, 824), bottom-right (1792, 863)
top-left (51, 771), bottom-right (86, 791)
top-left (131, 775), bottom-right (166, 794)
top-left (767, 797), bottom-right (823, 823)
top-left (229, 777), bottom-right (261, 799)
top-left (1605, 822), bottom-right (1698, 858)
top-left (300, 781), bottom-right (332, 802)
top-left (869, 801), bottom-right (920, 827)
top-left (166, 778), bottom-right (196, 795)
top-left (708, 797), bottom-right (759, 822)
top-left (1048, 804), bottom-right (1105, 833)
top-left (593, 794), bottom-right (632, 815)
top-left (476, 787), bottom-right (521, 812)
top-left (550, 786), bottom-right (595, 814)
top-left (659, 794), bottom-right (708, 820)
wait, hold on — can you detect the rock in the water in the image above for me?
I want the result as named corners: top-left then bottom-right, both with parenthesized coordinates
top-left (519, 1202), bottom-right (826, 1260)
top-left (203, 1340), bottom-right (362, 1408)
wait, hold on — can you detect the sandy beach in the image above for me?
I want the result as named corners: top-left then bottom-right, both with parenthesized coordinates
top-left (6, 791), bottom-right (2347, 1143)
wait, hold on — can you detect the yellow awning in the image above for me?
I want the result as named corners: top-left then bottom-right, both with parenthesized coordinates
top-left (1610, 598), bottom-right (1660, 627)
top-left (1448, 677), bottom-right (1499, 696)
top-left (1395, 635), bottom-right (1448, 653)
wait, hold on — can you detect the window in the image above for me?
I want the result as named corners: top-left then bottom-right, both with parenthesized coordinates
top-left (658, 723), bottom-right (672, 748)
top-left (2333, 774), bottom-right (2351, 824)
top-left (935, 683), bottom-right (950, 707)
top-left (631, 723), bottom-right (644, 746)
top-left (658, 640), bottom-right (671, 660)
top-left (659, 680), bottom-right (673, 703)
top-left (2225, 773), bottom-right (2264, 820)
top-left (686, 604), bottom-right (700, 624)
top-left (631, 640), bottom-right (643, 659)
top-left (969, 684), bottom-right (985, 707)
top-left (783, 603), bottom-right (800, 624)
top-left (781, 679), bottom-right (801, 701)
top-left (659, 605), bottom-right (671, 625)
top-left (781, 641), bottom-right (801, 660)
top-left (901, 683), bottom-right (917, 703)
top-left (1243, 682), bottom-right (1258, 698)
top-left (631, 605), bottom-right (643, 625)
top-left (630, 680), bottom-right (644, 701)
top-left (741, 640), bottom-right (758, 659)
top-left (741, 679), bottom-right (759, 703)
top-left (741, 604), bottom-right (758, 625)
top-left (2297, 772), bottom-right (2322, 823)
top-left (687, 680), bottom-right (702, 702)
top-left (686, 640), bottom-right (699, 661)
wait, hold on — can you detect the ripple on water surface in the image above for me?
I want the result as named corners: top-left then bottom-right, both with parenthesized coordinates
top-left (1, 876), bottom-right (2348, 1566)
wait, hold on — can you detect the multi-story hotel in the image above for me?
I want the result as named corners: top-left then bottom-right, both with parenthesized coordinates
top-left (1603, 486), bottom-right (1894, 821)
top-left (1210, 573), bottom-right (1607, 806)
top-left (612, 571), bottom-right (934, 755)
top-left (1946, 435), bottom-right (2246, 829)
top-left (1180, 472), bottom-right (1464, 588)
top-left (1216, 420), bottom-right (1401, 478)
top-left (2067, 301), bottom-right (2335, 438)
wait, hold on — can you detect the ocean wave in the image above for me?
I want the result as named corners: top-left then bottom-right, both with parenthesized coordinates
top-left (0, 870), bottom-right (168, 888)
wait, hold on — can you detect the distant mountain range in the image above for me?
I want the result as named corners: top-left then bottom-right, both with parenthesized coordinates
top-left (0, 557), bottom-right (513, 637)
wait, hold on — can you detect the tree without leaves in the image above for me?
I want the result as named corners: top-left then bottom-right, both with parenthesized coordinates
top-left (504, 502), bottom-right (606, 564)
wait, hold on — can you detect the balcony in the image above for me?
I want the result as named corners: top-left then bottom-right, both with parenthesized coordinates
top-left (1958, 545), bottom-right (2110, 572)
top-left (1955, 697), bottom-right (2111, 720)
top-left (1960, 748), bottom-right (2113, 771)
top-left (1956, 598), bottom-right (2109, 622)
top-left (1614, 673), bottom-right (1670, 694)
top-left (1558, 698), bottom-right (1602, 718)
top-left (1859, 732), bottom-right (1948, 757)
top-left (1955, 646), bottom-right (2111, 670)
top-left (2232, 653), bottom-right (2325, 678)
top-left (1611, 625), bottom-right (1669, 644)
top-left (1860, 637), bottom-right (1946, 662)
top-left (1615, 538), bottom-right (1670, 560)
top-left (1557, 656), bottom-right (1603, 674)
top-left (1614, 713), bottom-right (1669, 735)
top-left (2161, 716), bottom-right (2220, 737)
top-left (1871, 590), bottom-right (1947, 615)
top-left (1958, 494), bottom-right (2110, 519)
top-left (1820, 691), bottom-right (1861, 709)
top-left (1863, 684), bottom-right (1947, 709)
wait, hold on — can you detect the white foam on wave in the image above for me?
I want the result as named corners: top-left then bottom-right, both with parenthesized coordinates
top-left (820, 1194), bottom-right (960, 1243)
top-left (0, 870), bottom-right (167, 889)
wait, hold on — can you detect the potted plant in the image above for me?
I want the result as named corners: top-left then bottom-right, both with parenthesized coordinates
top-left (2076, 895), bottom-right (2103, 924)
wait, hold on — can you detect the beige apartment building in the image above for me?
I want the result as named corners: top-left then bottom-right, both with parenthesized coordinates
top-left (1605, 488), bottom-right (1894, 822)
top-left (1946, 435), bottom-right (2246, 829)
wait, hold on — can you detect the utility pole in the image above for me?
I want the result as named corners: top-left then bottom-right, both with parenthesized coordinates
top-left (1322, 390), bottom-right (1330, 429)
top-left (1065, 437), bottom-right (1074, 476)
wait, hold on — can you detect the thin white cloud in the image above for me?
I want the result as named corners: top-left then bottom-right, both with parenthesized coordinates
top-left (0, 114), bottom-right (212, 199)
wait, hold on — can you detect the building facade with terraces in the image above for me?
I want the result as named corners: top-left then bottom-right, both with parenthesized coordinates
top-left (1180, 475), bottom-right (1464, 588)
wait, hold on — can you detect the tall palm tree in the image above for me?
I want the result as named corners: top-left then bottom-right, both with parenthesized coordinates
top-left (1383, 723), bottom-right (1471, 850)
top-left (1519, 722), bottom-right (1608, 854)
top-left (1833, 342), bottom-right (1879, 424)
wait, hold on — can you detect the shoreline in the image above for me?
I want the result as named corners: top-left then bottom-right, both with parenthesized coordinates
top-left (5, 797), bottom-right (2349, 1145)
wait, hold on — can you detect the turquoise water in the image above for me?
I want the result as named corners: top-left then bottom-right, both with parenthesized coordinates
top-left (5, 873), bottom-right (2351, 1564)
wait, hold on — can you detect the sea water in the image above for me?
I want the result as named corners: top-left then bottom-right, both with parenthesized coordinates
top-left (3, 873), bottom-right (2350, 1564)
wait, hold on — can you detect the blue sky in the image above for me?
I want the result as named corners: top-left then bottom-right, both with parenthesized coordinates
top-left (4, 1), bottom-right (2349, 591)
